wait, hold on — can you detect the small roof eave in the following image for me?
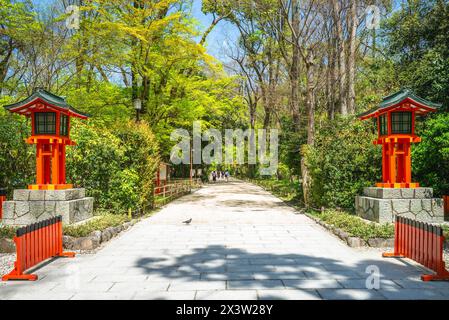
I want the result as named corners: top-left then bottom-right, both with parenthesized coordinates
top-left (3, 88), bottom-right (90, 119)
top-left (358, 89), bottom-right (441, 120)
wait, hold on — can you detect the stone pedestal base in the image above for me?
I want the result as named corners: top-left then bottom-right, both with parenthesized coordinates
top-left (1, 188), bottom-right (94, 226)
top-left (355, 187), bottom-right (444, 224)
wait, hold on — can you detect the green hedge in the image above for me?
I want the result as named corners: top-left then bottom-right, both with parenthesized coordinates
top-left (67, 120), bottom-right (159, 213)
top-left (0, 113), bottom-right (34, 193)
top-left (413, 112), bottom-right (449, 196)
top-left (305, 116), bottom-right (382, 210)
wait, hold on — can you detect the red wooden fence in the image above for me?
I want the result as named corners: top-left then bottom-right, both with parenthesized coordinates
top-left (2, 216), bottom-right (75, 281)
top-left (383, 216), bottom-right (449, 281)
top-left (0, 188), bottom-right (6, 220)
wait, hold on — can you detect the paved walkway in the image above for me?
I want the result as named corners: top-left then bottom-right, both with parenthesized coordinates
top-left (2, 180), bottom-right (449, 300)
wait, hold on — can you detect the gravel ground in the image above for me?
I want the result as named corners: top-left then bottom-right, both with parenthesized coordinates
top-left (0, 253), bottom-right (15, 278)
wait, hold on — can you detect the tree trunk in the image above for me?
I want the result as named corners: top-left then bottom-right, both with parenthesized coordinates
top-left (347, 0), bottom-right (358, 115)
top-left (301, 52), bottom-right (316, 207)
top-left (327, 36), bottom-right (336, 120)
top-left (0, 43), bottom-right (13, 89)
top-left (332, 0), bottom-right (347, 115)
top-left (290, 0), bottom-right (301, 131)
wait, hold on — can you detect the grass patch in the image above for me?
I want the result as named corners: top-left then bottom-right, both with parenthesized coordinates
top-left (0, 225), bottom-right (18, 239)
top-left (63, 211), bottom-right (131, 238)
top-left (308, 209), bottom-right (394, 241)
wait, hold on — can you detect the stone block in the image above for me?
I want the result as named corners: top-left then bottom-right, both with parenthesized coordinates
top-left (362, 188), bottom-right (377, 198)
top-left (415, 188), bottom-right (433, 199)
top-left (69, 197), bottom-right (94, 224)
top-left (74, 237), bottom-right (98, 251)
top-left (29, 190), bottom-right (45, 201)
top-left (383, 188), bottom-right (402, 199)
top-left (15, 201), bottom-right (30, 217)
top-left (400, 188), bottom-right (415, 199)
top-left (431, 199), bottom-right (444, 218)
top-left (367, 238), bottom-right (394, 248)
top-left (44, 188), bottom-right (86, 201)
top-left (2, 188), bottom-right (94, 226)
top-left (356, 188), bottom-right (444, 223)
top-left (2, 201), bottom-right (15, 219)
top-left (29, 201), bottom-right (46, 219)
top-left (410, 199), bottom-right (422, 214)
top-left (391, 200), bottom-right (410, 214)
top-left (13, 189), bottom-right (30, 201)
top-left (363, 187), bottom-right (433, 199)
top-left (347, 237), bottom-right (364, 247)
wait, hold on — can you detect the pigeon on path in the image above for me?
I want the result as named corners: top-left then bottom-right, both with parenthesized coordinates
top-left (182, 218), bottom-right (192, 225)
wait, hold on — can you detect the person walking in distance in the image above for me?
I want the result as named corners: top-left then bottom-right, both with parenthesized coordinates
top-left (225, 170), bottom-right (230, 182)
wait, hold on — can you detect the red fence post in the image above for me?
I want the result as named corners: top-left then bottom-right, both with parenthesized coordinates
top-left (1, 227), bottom-right (37, 281)
top-left (383, 216), bottom-right (449, 281)
top-left (2, 216), bottom-right (75, 281)
top-left (382, 216), bottom-right (405, 258)
top-left (57, 216), bottom-right (75, 258)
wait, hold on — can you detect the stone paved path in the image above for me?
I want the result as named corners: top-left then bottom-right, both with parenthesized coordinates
top-left (1, 180), bottom-right (449, 300)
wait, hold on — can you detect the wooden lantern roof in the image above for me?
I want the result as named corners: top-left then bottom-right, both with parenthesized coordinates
top-left (3, 88), bottom-right (90, 119)
top-left (359, 89), bottom-right (441, 120)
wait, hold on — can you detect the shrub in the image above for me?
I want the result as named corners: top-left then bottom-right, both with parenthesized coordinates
top-left (413, 112), bottom-right (449, 196)
top-left (66, 120), bottom-right (125, 210)
top-left (66, 120), bottom-right (159, 213)
top-left (0, 113), bottom-right (34, 193)
top-left (115, 121), bottom-right (160, 210)
top-left (306, 116), bottom-right (382, 210)
top-left (0, 225), bottom-right (17, 239)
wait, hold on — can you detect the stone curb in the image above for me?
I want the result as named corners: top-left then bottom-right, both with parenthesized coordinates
top-left (0, 219), bottom-right (139, 253)
top-left (303, 213), bottom-right (394, 248)
top-left (63, 219), bottom-right (138, 251)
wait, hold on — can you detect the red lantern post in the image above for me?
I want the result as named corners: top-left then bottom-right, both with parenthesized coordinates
top-left (4, 88), bottom-right (90, 190)
top-left (359, 89), bottom-right (441, 188)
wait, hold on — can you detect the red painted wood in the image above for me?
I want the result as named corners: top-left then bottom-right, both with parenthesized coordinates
top-left (2, 217), bottom-right (75, 281)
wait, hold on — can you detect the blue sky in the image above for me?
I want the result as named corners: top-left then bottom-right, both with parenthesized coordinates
top-left (191, 0), bottom-right (237, 60)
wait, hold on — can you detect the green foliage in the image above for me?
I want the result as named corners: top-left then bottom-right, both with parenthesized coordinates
top-left (115, 121), bottom-right (160, 209)
top-left (63, 211), bottom-right (131, 238)
top-left (309, 210), bottom-right (394, 241)
top-left (0, 114), bottom-right (34, 193)
top-left (0, 224), bottom-right (17, 239)
top-left (66, 120), bottom-right (159, 213)
top-left (412, 113), bottom-right (449, 196)
top-left (383, 0), bottom-right (449, 111)
top-left (64, 83), bottom-right (131, 126)
top-left (278, 115), bottom-right (303, 177)
top-left (306, 117), bottom-right (382, 210)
